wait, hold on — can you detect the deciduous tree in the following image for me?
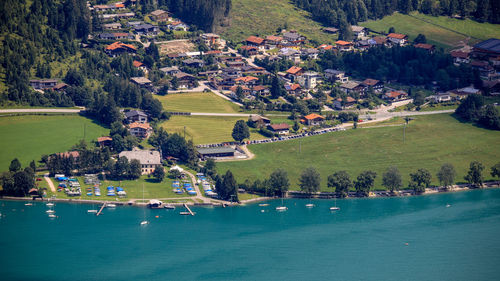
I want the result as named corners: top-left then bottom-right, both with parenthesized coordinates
top-left (328, 170), bottom-right (352, 197)
top-left (464, 161), bottom-right (485, 187)
top-left (354, 170), bottom-right (377, 196)
top-left (299, 167), bottom-right (321, 194)
top-left (437, 163), bottom-right (456, 189)
top-left (382, 166), bottom-right (402, 193)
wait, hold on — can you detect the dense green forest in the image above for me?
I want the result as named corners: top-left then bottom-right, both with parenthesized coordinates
top-left (292, 0), bottom-right (500, 39)
top-left (140, 0), bottom-right (232, 31)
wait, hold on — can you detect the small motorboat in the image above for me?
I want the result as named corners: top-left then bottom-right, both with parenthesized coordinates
top-left (48, 214), bottom-right (56, 218)
top-left (305, 203), bottom-right (315, 208)
top-left (258, 203), bottom-right (269, 207)
top-left (140, 220), bottom-right (149, 225)
top-left (46, 210), bottom-right (55, 214)
top-left (164, 205), bottom-right (175, 209)
top-left (330, 207), bottom-right (340, 211)
top-left (276, 206), bottom-right (288, 211)
top-left (446, 204), bottom-right (451, 208)
top-left (46, 203), bottom-right (54, 207)
top-left (87, 210), bottom-right (98, 213)
top-left (25, 203), bottom-right (33, 206)
top-left (106, 204), bottom-right (117, 208)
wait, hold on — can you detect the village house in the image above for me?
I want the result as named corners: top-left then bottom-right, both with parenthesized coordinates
top-left (297, 72), bottom-right (319, 89)
top-left (318, 44), bottom-right (335, 52)
top-left (449, 86), bottom-right (481, 100)
top-left (168, 21), bottom-right (188, 31)
top-left (202, 33), bottom-right (224, 50)
top-left (268, 123), bottom-right (290, 135)
top-left (361, 78), bottom-right (384, 92)
top-left (242, 65), bottom-right (267, 76)
top-left (99, 32), bottom-right (133, 40)
top-left (226, 60), bottom-right (246, 68)
top-left (229, 85), bottom-right (251, 99)
top-left (118, 150), bottom-right (161, 174)
top-left (133, 60), bottom-right (148, 74)
top-left (302, 48), bottom-right (319, 59)
top-left (286, 66), bottom-right (304, 81)
top-left (279, 48), bottom-right (301, 63)
top-left (450, 51), bottom-right (470, 65)
top-left (159, 66), bottom-right (180, 76)
top-left (128, 122), bottom-right (153, 138)
top-left (105, 42), bottom-right (137, 57)
top-left (414, 43), bottom-right (436, 54)
top-left (124, 110), bottom-right (148, 123)
top-left (284, 83), bottom-right (302, 95)
top-left (182, 59), bottom-right (205, 68)
top-left (356, 39), bottom-right (377, 51)
top-left (340, 81), bottom-right (366, 95)
top-left (174, 72), bottom-right (197, 89)
top-left (248, 115), bottom-right (271, 128)
top-left (93, 3), bottom-right (125, 12)
top-left (103, 23), bottom-right (122, 30)
top-left (301, 113), bottom-right (325, 126)
top-left (235, 76), bottom-right (259, 86)
top-left (427, 92), bottom-right (452, 103)
top-left (471, 38), bottom-right (500, 59)
top-left (251, 85), bottom-right (270, 96)
top-left (30, 79), bottom-right (58, 90)
top-left (325, 69), bottom-right (348, 83)
top-left (333, 96), bottom-right (357, 110)
top-left (99, 12), bottom-right (135, 20)
top-left (471, 60), bottom-right (497, 80)
top-left (245, 36), bottom-right (265, 50)
top-left (372, 36), bottom-right (389, 47)
top-left (239, 45), bottom-right (258, 56)
top-left (97, 136), bottom-right (113, 148)
top-left (387, 33), bottom-right (408, 46)
top-left (336, 40), bottom-right (354, 52)
top-left (53, 82), bottom-right (68, 92)
top-left (134, 24), bottom-right (158, 36)
top-left (150, 9), bottom-right (170, 22)
top-left (265, 35), bottom-right (283, 49)
top-left (282, 31), bottom-right (305, 44)
top-left (323, 27), bottom-right (338, 34)
top-left (52, 151), bottom-right (80, 161)
top-left (351, 25), bottom-right (366, 39)
top-left (384, 91), bottom-right (408, 102)
top-left (197, 147), bottom-right (236, 159)
top-left (130, 77), bottom-right (152, 88)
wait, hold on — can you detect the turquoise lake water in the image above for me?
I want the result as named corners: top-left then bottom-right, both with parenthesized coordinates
top-left (1, 189), bottom-right (500, 280)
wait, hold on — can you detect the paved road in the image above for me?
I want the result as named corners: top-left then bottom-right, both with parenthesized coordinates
top-left (0, 108), bottom-right (83, 113)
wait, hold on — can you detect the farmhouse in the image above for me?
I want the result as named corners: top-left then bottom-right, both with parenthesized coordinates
top-left (268, 123), bottom-right (290, 135)
top-left (128, 122), bottom-right (153, 138)
top-left (333, 96), bottom-right (356, 110)
top-left (414, 43), bottom-right (435, 53)
top-left (197, 147), bottom-right (236, 159)
top-left (472, 38), bottom-right (500, 59)
top-left (130, 77), bottom-right (152, 88)
top-left (30, 79), bottom-right (58, 90)
top-left (301, 113), bottom-right (325, 126)
top-left (325, 69), bottom-right (348, 83)
top-left (323, 27), bottom-right (339, 34)
top-left (248, 115), bottom-right (271, 128)
top-left (124, 110), bottom-right (148, 123)
top-left (105, 42), bottom-right (137, 57)
top-left (246, 36), bottom-right (265, 50)
top-left (387, 33), bottom-right (408, 46)
top-left (450, 51), bottom-right (470, 65)
top-left (97, 136), bottom-right (113, 147)
top-left (384, 91), bottom-right (408, 102)
top-left (351, 25), bottom-right (366, 39)
top-left (119, 150), bottom-right (161, 174)
top-left (150, 9), bottom-right (170, 22)
top-left (361, 78), bottom-right (384, 92)
top-left (336, 40), bottom-right (354, 51)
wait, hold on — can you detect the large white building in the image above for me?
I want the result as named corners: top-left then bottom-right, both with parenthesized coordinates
top-left (118, 150), bottom-right (162, 175)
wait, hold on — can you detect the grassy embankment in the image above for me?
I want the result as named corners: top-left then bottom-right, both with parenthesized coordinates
top-left (360, 12), bottom-right (500, 51)
top-left (0, 114), bottom-right (109, 171)
top-left (221, 0), bottom-right (337, 44)
top-left (157, 92), bottom-right (241, 113)
top-left (217, 113), bottom-right (500, 190)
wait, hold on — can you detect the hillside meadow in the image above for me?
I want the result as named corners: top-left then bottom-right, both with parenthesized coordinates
top-left (156, 92), bottom-right (241, 113)
top-left (217, 114), bottom-right (500, 191)
top-left (0, 114), bottom-right (109, 171)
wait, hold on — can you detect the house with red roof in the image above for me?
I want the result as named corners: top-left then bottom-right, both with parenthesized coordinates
top-left (105, 42), bottom-right (137, 57)
top-left (383, 91), bottom-right (408, 102)
top-left (450, 51), bottom-right (470, 65)
top-left (284, 83), bottom-right (302, 95)
top-left (97, 136), bottom-right (113, 147)
top-left (361, 78), bottom-right (384, 92)
top-left (414, 43), bottom-right (435, 54)
top-left (335, 40), bottom-right (354, 51)
top-left (235, 76), bottom-right (259, 86)
top-left (285, 66), bottom-right (304, 81)
top-left (387, 33), bottom-right (408, 46)
top-left (301, 113), bottom-right (325, 126)
top-left (246, 36), bottom-right (265, 50)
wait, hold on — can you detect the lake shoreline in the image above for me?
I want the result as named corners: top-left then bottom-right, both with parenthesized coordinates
top-left (2, 181), bottom-right (498, 207)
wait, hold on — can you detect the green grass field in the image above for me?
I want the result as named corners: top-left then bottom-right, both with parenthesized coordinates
top-left (0, 114), bottom-right (109, 171)
top-left (156, 92), bottom-right (241, 113)
top-left (45, 175), bottom-right (191, 201)
top-left (217, 114), bottom-right (500, 190)
top-left (160, 115), bottom-right (267, 144)
top-left (222, 0), bottom-right (337, 44)
top-left (360, 12), bottom-right (500, 51)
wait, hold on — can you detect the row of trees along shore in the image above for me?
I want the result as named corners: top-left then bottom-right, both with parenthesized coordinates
top-left (236, 161), bottom-right (500, 198)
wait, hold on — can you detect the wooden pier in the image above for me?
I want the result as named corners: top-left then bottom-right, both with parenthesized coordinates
top-left (183, 203), bottom-right (195, 216)
top-left (96, 202), bottom-right (106, 216)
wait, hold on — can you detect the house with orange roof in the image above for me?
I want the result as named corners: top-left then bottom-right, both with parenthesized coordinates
top-left (239, 45), bottom-right (258, 56)
top-left (383, 91), bottom-right (408, 102)
top-left (301, 113), bottom-right (325, 126)
top-left (285, 66), bottom-right (304, 81)
top-left (246, 36), bottom-right (265, 50)
top-left (105, 42), bottom-right (137, 57)
top-left (333, 96), bottom-right (357, 110)
top-left (414, 43), bottom-right (435, 53)
top-left (387, 33), bottom-right (408, 46)
top-left (133, 60), bottom-right (148, 74)
top-left (97, 136), bottom-right (113, 147)
top-left (129, 122), bottom-right (153, 138)
top-left (265, 35), bottom-right (283, 49)
top-left (361, 78), bottom-right (384, 92)
top-left (235, 76), bottom-right (259, 86)
top-left (335, 40), bottom-right (354, 51)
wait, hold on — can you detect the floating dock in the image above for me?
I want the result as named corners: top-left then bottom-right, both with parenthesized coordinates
top-left (96, 202), bottom-right (107, 216)
top-left (183, 203), bottom-right (195, 216)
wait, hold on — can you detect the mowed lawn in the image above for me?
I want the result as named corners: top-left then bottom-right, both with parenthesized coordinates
top-left (45, 176), bottom-right (192, 201)
top-left (160, 115), bottom-right (266, 144)
top-left (360, 12), bottom-right (500, 50)
top-left (217, 114), bottom-right (500, 191)
top-left (223, 0), bottom-right (337, 44)
top-left (156, 92), bottom-right (241, 113)
top-left (0, 114), bottom-right (109, 171)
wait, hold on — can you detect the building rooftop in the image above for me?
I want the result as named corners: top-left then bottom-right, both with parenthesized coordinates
top-left (119, 150), bottom-right (161, 165)
top-left (474, 38), bottom-right (500, 53)
top-left (197, 147), bottom-right (236, 155)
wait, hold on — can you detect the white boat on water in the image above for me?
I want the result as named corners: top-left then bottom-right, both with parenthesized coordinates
top-left (164, 205), bottom-right (175, 209)
top-left (46, 210), bottom-right (55, 214)
top-left (306, 203), bottom-right (315, 208)
top-left (106, 204), bottom-right (117, 208)
top-left (140, 220), bottom-right (149, 225)
top-left (258, 203), bottom-right (269, 207)
top-left (25, 203), bottom-right (33, 206)
top-left (330, 207), bottom-right (340, 211)
top-left (87, 210), bottom-right (98, 213)
top-left (48, 214), bottom-right (56, 218)
top-left (276, 206), bottom-right (288, 211)
top-left (180, 211), bottom-right (195, 215)
top-left (46, 203), bottom-right (54, 207)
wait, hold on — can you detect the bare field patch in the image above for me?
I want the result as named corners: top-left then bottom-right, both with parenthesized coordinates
top-left (157, 40), bottom-right (195, 55)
